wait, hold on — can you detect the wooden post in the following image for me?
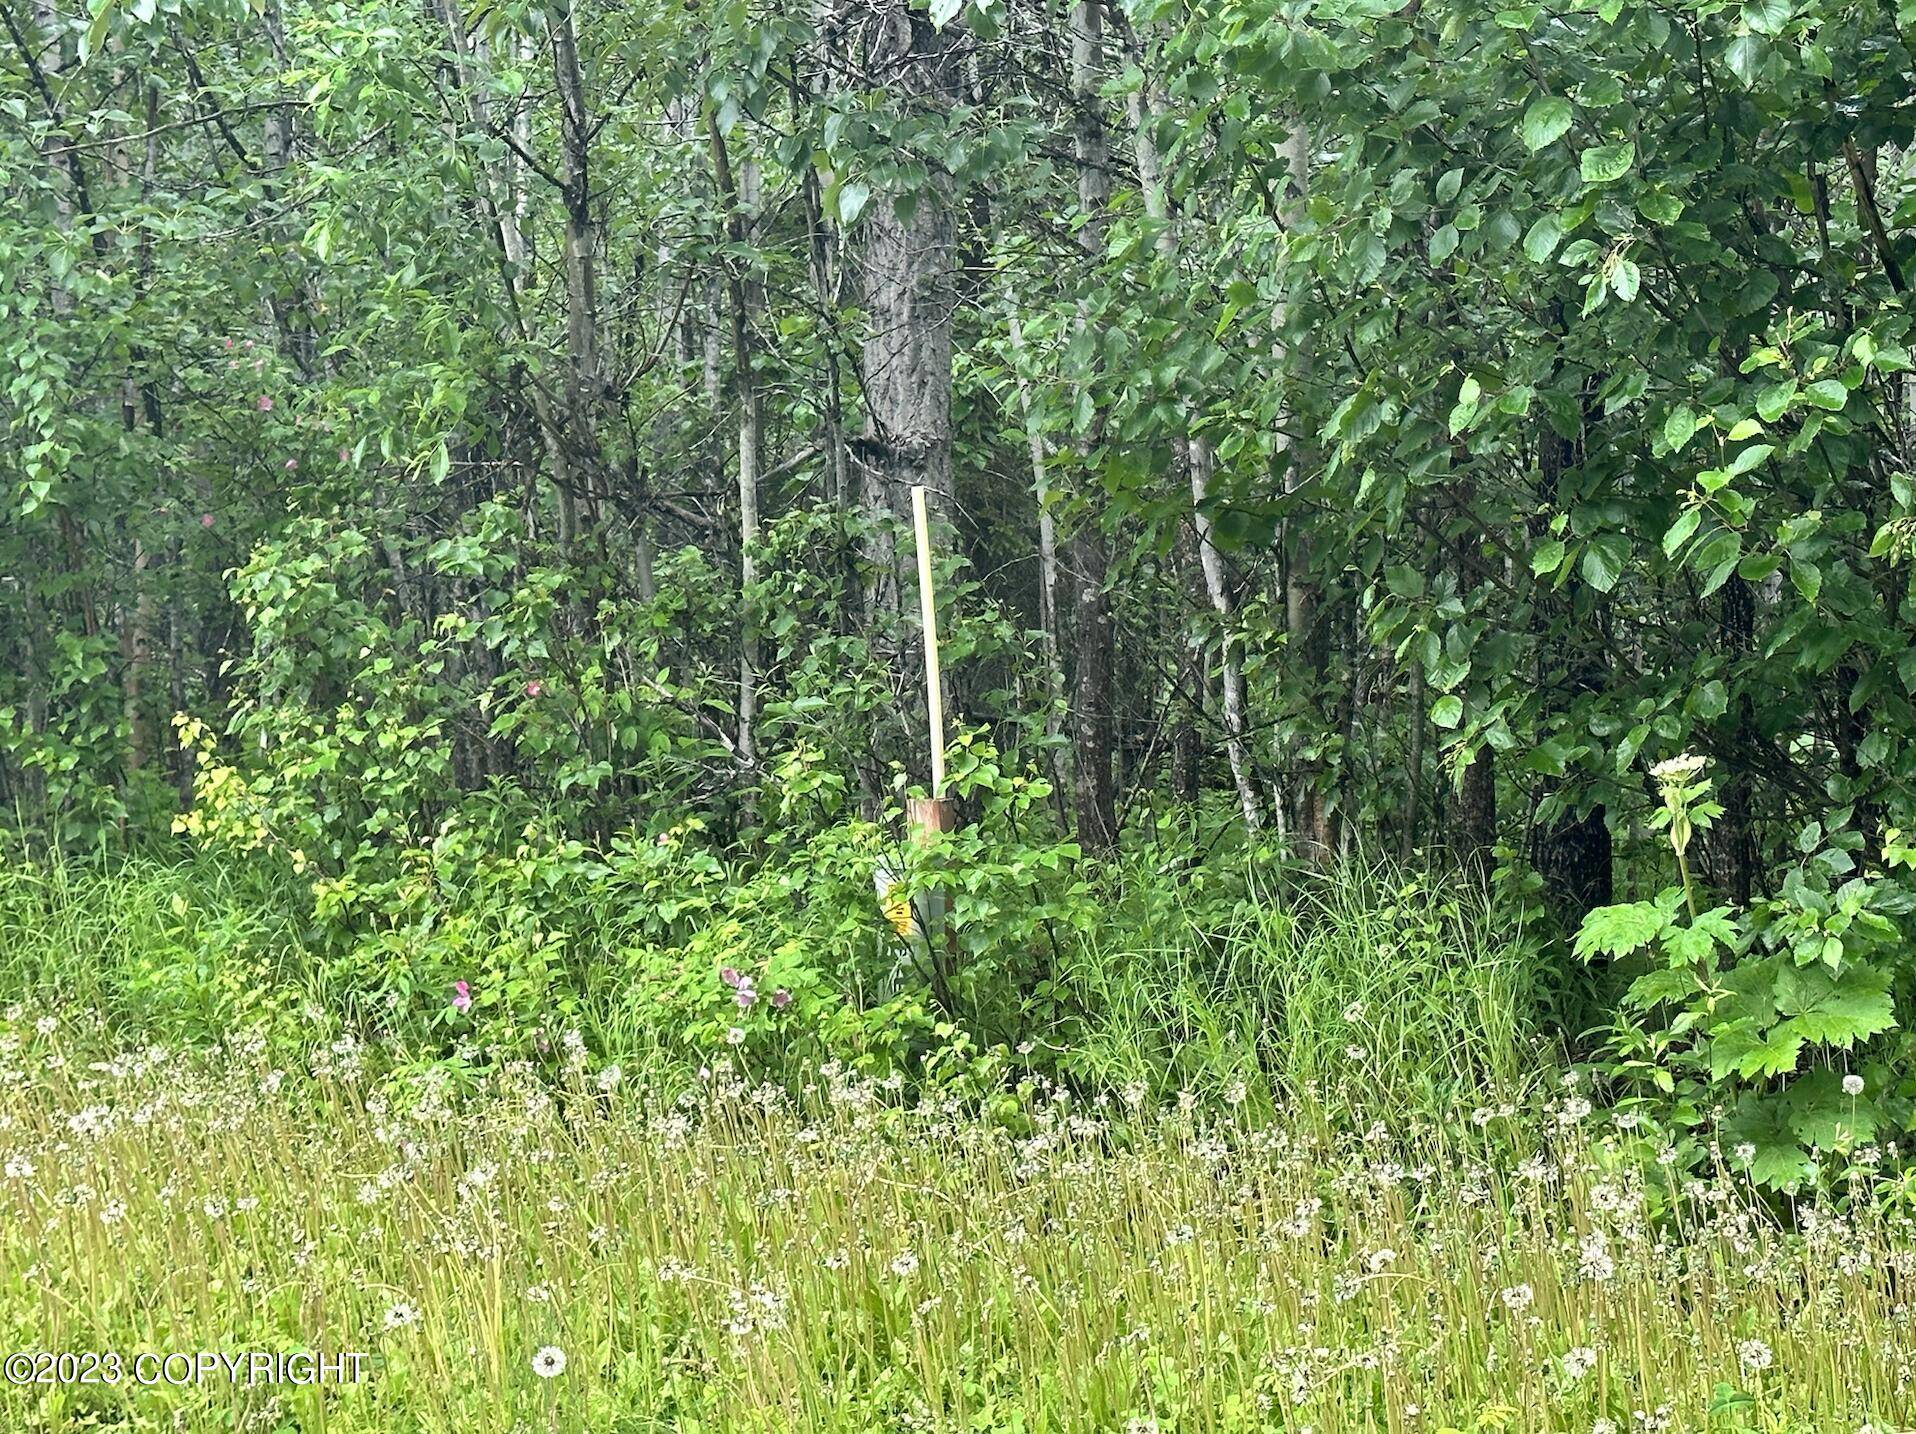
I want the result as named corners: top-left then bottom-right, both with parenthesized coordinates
top-left (908, 486), bottom-right (958, 1007)
top-left (911, 484), bottom-right (947, 797)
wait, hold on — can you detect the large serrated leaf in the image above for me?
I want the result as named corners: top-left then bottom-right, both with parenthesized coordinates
top-left (1521, 96), bottom-right (1573, 151)
top-left (1774, 963), bottom-right (1895, 1047)
top-left (1573, 901), bottom-right (1668, 960)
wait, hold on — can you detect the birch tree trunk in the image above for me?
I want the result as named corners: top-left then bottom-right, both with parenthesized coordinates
top-left (1275, 121), bottom-right (1331, 858)
top-left (708, 113), bottom-right (762, 767)
top-left (1007, 310), bottom-right (1074, 814)
top-left (1119, 22), bottom-right (1263, 833)
top-left (1066, 0), bottom-right (1116, 850)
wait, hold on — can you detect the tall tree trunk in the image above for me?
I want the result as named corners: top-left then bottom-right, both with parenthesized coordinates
top-left (801, 158), bottom-right (857, 636)
top-left (859, 3), bottom-right (960, 771)
top-left (1274, 123), bottom-right (1329, 857)
top-left (1531, 418), bottom-right (1613, 922)
top-left (551, 0), bottom-right (601, 549)
top-left (708, 112), bottom-right (762, 767)
top-left (1188, 438), bottom-right (1262, 832)
top-left (1119, 18), bottom-right (1262, 834)
top-left (1066, 0), bottom-right (1116, 849)
top-left (1704, 576), bottom-right (1757, 905)
top-left (1171, 516), bottom-right (1205, 810)
top-left (1007, 311), bottom-right (1073, 815)
top-left (1457, 747), bottom-right (1497, 874)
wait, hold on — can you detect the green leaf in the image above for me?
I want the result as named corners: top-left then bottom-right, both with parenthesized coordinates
top-left (1628, 967), bottom-right (1698, 1008)
top-left (1637, 190), bottom-right (1684, 224)
top-left (1580, 143), bottom-right (1633, 185)
top-left (1521, 96), bottom-right (1574, 151)
top-left (1690, 678), bottom-right (1728, 719)
top-left (1663, 407), bottom-right (1697, 453)
top-left (1722, 1095), bottom-right (1815, 1188)
top-left (1430, 694), bottom-right (1464, 729)
top-left (1580, 533), bottom-right (1629, 592)
top-left (1448, 375), bottom-right (1482, 435)
top-left (1755, 380), bottom-right (1797, 420)
top-left (1774, 962), bottom-right (1895, 1047)
top-left (1709, 1385), bottom-right (1756, 1419)
top-left (1574, 901), bottom-right (1669, 960)
top-left (1804, 378), bottom-right (1848, 411)
top-left (1712, 1021), bottom-right (1805, 1080)
top-left (1790, 559), bottom-right (1821, 603)
top-left (1351, 231), bottom-right (1388, 283)
top-left (1782, 1070), bottom-right (1879, 1148)
top-left (1429, 224), bottom-right (1459, 264)
top-left (836, 180), bottom-right (871, 225)
top-left (1531, 537), bottom-right (1566, 576)
top-left (1662, 507), bottom-right (1700, 557)
top-left (1724, 34), bottom-right (1766, 87)
top-left (1523, 214), bottom-right (1563, 263)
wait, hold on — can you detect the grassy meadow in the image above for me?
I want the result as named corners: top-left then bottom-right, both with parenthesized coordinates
top-left (0, 862), bottom-right (1900, 1434)
top-left (0, 1015), bottom-right (1911, 1431)
top-left (0, 855), bottom-right (1911, 1432)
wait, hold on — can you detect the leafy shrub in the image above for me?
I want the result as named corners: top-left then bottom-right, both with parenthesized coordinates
top-left (1577, 756), bottom-right (1911, 1189)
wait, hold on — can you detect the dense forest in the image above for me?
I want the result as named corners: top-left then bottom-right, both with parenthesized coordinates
top-left (9, 0), bottom-right (1912, 884)
top-left (3, 0), bottom-right (1916, 1425)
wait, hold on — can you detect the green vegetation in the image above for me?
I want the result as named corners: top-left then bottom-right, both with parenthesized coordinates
top-left (0, 847), bottom-right (1549, 1115)
top-left (1, 1004), bottom-right (1911, 1434)
top-left (7, 0), bottom-right (1916, 1423)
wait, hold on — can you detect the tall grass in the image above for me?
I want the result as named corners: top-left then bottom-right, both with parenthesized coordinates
top-left (0, 844), bottom-right (313, 1035)
top-left (0, 1015), bottom-right (1909, 1432)
top-left (0, 846), bottom-right (1548, 1115)
top-left (1064, 858), bottom-right (1550, 1114)
top-left (0, 854), bottom-right (1909, 1431)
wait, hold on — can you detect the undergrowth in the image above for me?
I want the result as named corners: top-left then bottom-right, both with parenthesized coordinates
top-left (0, 836), bottom-right (1549, 1116)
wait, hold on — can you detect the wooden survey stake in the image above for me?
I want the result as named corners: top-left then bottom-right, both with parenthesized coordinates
top-left (905, 486), bottom-right (958, 1004)
top-left (911, 485), bottom-right (949, 801)
top-left (909, 485), bottom-right (954, 836)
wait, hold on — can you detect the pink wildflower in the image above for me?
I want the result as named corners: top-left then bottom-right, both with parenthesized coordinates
top-left (451, 980), bottom-right (472, 1014)
top-left (255, 395), bottom-right (273, 412)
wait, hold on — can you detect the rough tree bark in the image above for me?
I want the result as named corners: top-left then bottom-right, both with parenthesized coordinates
top-left (1531, 418), bottom-right (1613, 922)
top-left (858, 0), bottom-right (961, 764)
top-left (1700, 576), bottom-right (1757, 905)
